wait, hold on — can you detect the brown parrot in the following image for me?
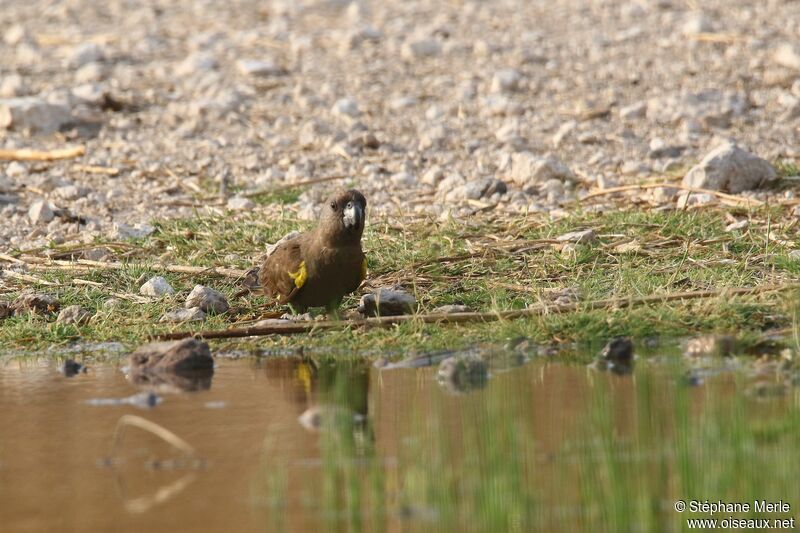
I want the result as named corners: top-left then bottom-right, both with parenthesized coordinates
top-left (260, 189), bottom-right (367, 313)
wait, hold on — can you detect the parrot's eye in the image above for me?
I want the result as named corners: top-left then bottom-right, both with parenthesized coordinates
top-left (330, 201), bottom-right (336, 210)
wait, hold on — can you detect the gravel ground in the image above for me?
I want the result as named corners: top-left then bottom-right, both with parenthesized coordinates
top-left (1, 0), bottom-right (799, 253)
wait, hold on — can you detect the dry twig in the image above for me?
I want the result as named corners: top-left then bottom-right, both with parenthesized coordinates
top-left (153, 283), bottom-right (799, 341)
top-left (0, 145), bottom-right (85, 161)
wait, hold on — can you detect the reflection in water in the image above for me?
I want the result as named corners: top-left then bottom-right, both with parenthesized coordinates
top-left (1, 345), bottom-right (799, 532)
top-left (128, 369), bottom-right (214, 394)
top-left (107, 415), bottom-right (203, 514)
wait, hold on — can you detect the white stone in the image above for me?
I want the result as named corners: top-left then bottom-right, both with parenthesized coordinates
top-left (401, 38), bottom-right (442, 60)
top-left (556, 229), bottom-right (597, 244)
top-left (160, 307), bottom-right (206, 323)
top-left (774, 43), bottom-right (800, 71)
top-left (331, 98), bottom-right (360, 118)
top-left (0, 97), bottom-right (72, 134)
top-left (56, 305), bottom-right (92, 325)
top-left (681, 11), bottom-right (714, 36)
top-left (176, 52), bottom-right (218, 76)
top-left (226, 196), bottom-right (256, 211)
top-left (0, 74), bottom-right (26, 98)
top-left (236, 59), bottom-right (285, 77)
top-left (509, 152), bottom-right (573, 192)
top-left (676, 192), bottom-right (716, 208)
top-left (490, 69), bottom-right (522, 93)
top-left (109, 222), bottom-right (155, 239)
top-left (682, 142), bottom-right (776, 193)
top-left (28, 199), bottom-right (54, 224)
top-left (185, 285), bottom-right (229, 314)
top-left (139, 276), bottom-right (175, 297)
top-left (619, 101), bottom-right (646, 120)
top-left (4, 25), bottom-right (29, 46)
top-left (69, 42), bottom-right (105, 68)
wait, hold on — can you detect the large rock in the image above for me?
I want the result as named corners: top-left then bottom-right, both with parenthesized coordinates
top-left (358, 288), bottom-right (416, 316)
top-left (129, 338), bottom-right (214, 374)
top-left (128, 338), bottom-right (214, 392)
top-left (682, 142), bottom-right (777, 193)
top-left (0, 97), bottom-right (72, 134)
top-left (185, 285), bottom-right (229, 314)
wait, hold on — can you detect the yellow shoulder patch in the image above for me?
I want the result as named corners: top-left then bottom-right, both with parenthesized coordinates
top-left (360, 257), bottom-right (368, 281)
top-left (288, 261), bottom-right (308, 289)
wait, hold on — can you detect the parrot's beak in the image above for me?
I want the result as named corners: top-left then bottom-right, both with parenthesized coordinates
top-left (343, 202), bottom-right (363, 230)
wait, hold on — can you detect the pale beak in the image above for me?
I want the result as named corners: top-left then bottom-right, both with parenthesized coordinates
top-left (343, 202), bottom-right (363, 229)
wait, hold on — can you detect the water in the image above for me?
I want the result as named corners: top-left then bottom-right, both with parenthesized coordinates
top-left (1, 344), bottom-right (799, 532)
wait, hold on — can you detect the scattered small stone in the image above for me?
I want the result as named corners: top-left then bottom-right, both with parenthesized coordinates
top-left (431, 304), bottom-right (471, 314)
top-left (226, 196), bottom-right (256, 211)
top-left (109, 222), bottom-right (155, 240)
top-left (56, 305), bottom-right (92, 325)
top-left (331, 98), bottom-right (360, 118)
top-left (437, 354), bottom-right (489, 393)
top-left (139, 276), bottom-right (175, 297)
top-left (556, 229), bottom-right (597, 244)
top-left (682, 142), bottom-right (777, 193)
top-left (509, 152), bottom-right (573, 192)
top-left (0, 301), bottom-right (11, 319)
top-left (0, 97), bottom-right (72, 134)
top-left (69, 42), bottom-right (105, 68)
top-left (725, 219), bottom-right (749, 232)
top-left (185, 285), bottom-right (229, 314)
top-left (490, 69), bottom-right (522, 94)
top-left (619, 101), bottom-right (646, 120)
top-left (0, 74), bottom-right (26, 98)
top-left (401, 38), bottom-right (442, 60)
top-left (62, 359), bottom-right (87, 377)
top-left (358, 288), bottom-right (416, 316)
top-left (176, 51), bottom-right (218, 75)
top-left (236, 59), bottom-right (286, 77)
top-left (774, 43), bottom-right (800, 71)
top-left (28, 199), bottom-right (54, 224)
top-left (160, 307), bottom-right (206, 323)
top-left (684, 335), bottom-right (736, 358)
top-left (789, 250), bottom-right (800, 261)
top-left (676, 192), bottom-right (716, 208)
top-left (11, 291), bottom-right (59, 315)
top-left (681, 11), bottom-right (714, 36)
top-left (647, 138), bottom-right (685, 159)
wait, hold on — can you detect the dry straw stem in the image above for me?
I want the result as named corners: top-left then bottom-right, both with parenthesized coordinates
top-left (0, 145), bottom-right (85, 161)
top-left (154, 283), bottom-right (800, 341)
top-left (580, 182), bottom-right (765, 207)
top-left (7, 257), bottom-right (248, 279)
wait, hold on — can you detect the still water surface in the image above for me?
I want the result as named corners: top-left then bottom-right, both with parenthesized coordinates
top-left (1, 345), bottom-right (798, 532)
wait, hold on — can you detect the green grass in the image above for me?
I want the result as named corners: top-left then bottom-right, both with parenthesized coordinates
top-left (1, 203), bottom-right (799, 355)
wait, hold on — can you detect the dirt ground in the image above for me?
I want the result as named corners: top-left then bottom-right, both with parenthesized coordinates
top-left (1, 0), bottom-right (799, 253)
